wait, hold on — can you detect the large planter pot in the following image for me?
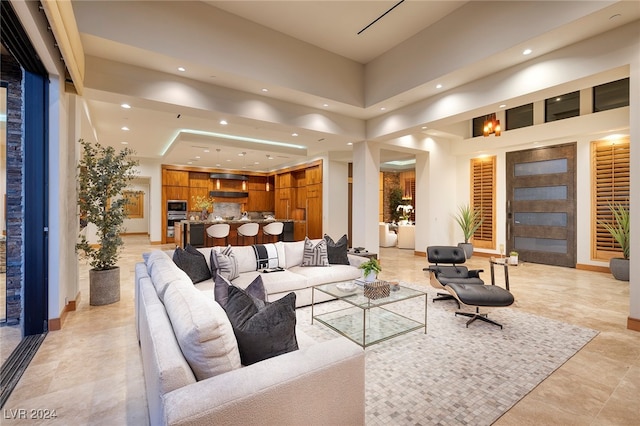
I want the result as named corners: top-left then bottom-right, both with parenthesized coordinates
top-left (90, 267), bottom-right (121, 305)
top-left (457, 242), bottom-right (473, 259)
top-left (609, 258), bottom-right (629, 281)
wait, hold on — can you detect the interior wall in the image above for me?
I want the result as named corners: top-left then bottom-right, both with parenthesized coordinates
top-left (323, 157), bottom-right (348, 242)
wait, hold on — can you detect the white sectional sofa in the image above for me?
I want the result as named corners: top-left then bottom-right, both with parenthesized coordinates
top-left (135, 240), bottom-right (366, 425)
top-left (169, 239), bottom-right (368, 307)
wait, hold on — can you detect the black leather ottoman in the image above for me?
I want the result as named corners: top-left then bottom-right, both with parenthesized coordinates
top-left (445, 283), bottom-right (514, 329)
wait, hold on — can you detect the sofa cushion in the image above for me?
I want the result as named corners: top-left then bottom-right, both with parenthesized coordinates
top-left (252, 243), bottom-right (279, 270)
top-left (214, 274), bottom-right (267, 309)
top-left (224, 286), bottom-right (298, 365)
top-left (324, 234), bottom-right (349, 265)
top-left (211, 245), bottom-right (239, 281)
top-left (146, 250), bottom-right (193, 301)
top-left (232, 270), bottom-right (309, 295)
top-left (301, 237), bottom-right (329, 267)
top-left (163, 283), bottom-right (241, 381)
top-left (282, 240), bottom-right (307, 268)
top-left (173, 245), bottom-right (212, 284)
top-left (289, 264), bottom-right (362, 287)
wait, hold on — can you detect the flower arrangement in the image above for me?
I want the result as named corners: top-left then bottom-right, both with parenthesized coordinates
top-left (192, 195), bottom-right (215, 211)
top-left (396, 204), bottom-right (413, 221)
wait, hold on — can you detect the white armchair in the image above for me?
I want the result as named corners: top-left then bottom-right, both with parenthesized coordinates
top-left (379, 222), bottom-right (398, 247)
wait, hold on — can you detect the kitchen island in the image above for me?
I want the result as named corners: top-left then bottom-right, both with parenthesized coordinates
top-left (175, 219), bottom-right (295, 248)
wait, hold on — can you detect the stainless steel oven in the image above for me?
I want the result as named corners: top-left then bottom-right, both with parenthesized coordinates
top-left (167, 200), bottom-right (187, 238)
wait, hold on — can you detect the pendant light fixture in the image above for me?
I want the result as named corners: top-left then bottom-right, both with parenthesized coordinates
top-left (215, 149), bottom-right (221, 189)
top-left (240, 152), bottom-right (247, 191)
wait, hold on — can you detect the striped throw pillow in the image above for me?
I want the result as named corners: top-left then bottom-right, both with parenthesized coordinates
top-left (211, 245), bottom-right (239, 280)
top-left (301, 237), bottom-right (329, 267)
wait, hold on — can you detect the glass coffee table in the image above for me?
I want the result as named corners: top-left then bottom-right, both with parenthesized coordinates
top-left (311, 281), bottom-right (427, 348)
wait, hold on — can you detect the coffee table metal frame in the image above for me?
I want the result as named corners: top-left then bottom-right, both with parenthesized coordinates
top-left (311, 282), bottom-right (427, 348)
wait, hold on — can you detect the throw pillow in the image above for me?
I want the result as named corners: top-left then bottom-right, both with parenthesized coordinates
top-left (163, 283), bottom-right (241, 381)
top-left (224, 286), bottom-right (298, 365)
top-left (172, 244), bottom-right (212, 283)
top-left (324, 234), bottom-right (350, 265)
top-left (210, 245), bottom-right (239, 281)
top-left (214, 274), bottom-right (267, 310)
top-left (252, 243), bottom-right (279, 270)
top-left (301, 237), bottom-right (330, 267)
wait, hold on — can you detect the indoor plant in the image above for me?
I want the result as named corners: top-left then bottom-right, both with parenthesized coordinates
top-left (76, 139), bottom-right (139, 305)
top-left (359, 258), bottom-right (382, 282)
top-left (389, 187), bottom-right (404, 223)
top-left (396, 204), bottom-right (413, 225)
top-left (192, 194), bottom-right (215, 220)
top-left (509, 251), bottom-right (519, 265)
top-left (453, 203), bottom-right (484, 259)
top-left (598, 202), bottom-right (630, 281)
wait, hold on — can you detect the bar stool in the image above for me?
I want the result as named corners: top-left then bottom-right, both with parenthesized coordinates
top-left (206, 223), bottom-right (230, 246)
top-left (236, 222), bottom-right (259, 245)
top-left (261, 221), bottom-right (284, 243)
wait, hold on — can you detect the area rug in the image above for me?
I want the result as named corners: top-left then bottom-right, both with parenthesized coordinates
top-left (296, 283), bottom-right (598, 426)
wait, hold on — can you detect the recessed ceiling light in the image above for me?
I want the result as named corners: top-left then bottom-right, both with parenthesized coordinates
top-left (120, 141), bottom-right (128, 145)
top-left (380, 107), bottom-right (386, 111)
top-left (323, 103), bottom-right (329, 107)
top-left (556, 97), bottom-right (561, 101)
top-left (226, 159), bottom-right (231, 162)
top-left (347, 142), bottom-right (353, 146)
top-left (204, 149), bottom-right (210, 153)
top-left (195, 156), bottom-right (200, 159)
top-left (121, 103), bottom-right (131, 109)
top-left (254, 161), bottom-right (259, 165)
top-left (121, 126), bottom-right (129, 131)
top-left (178, 67), bottom-right (186, 72)
top-left (261, 88), bottom-right (269, 92)
top-left (188, 161), bottom-right (193, 165)
top-left (421, 126), bottom-right (428, 130)
top-left (216, 163), bottom-right (221, 166)
top-left (238, 152), bottom-right (246, 156)
top-left (436, 84), bottom-right (442, 89)
top-left (523, 48), bottom-right (532, 55)
top-left (292, 133), bottom-right (298, 137)
top-left (499, 104), bottom-right (507, 108)
top-left (220, 120), bottom-right (228, 125)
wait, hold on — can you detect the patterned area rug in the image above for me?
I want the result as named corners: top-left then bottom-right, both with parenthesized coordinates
top-left (296, 283), bottom-right (598, 426)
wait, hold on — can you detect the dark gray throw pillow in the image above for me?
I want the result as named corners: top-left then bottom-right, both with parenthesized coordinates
top-left (324, 234), bottom-right (350, 265)
top-left (172, 245), bottom-right (211, 283)
top-left (224, 286), bottom-right (298, 365)
top-left (214, 274), bottom-right (267, 310)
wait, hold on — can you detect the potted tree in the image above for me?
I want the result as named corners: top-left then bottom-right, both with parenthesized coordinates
top-left (389, 187), bottom-right (404, 223)
top-left (453, 203), bottom-right (484, 259)
top-left (76, 139), bottom-right (139, 305)
top-left (598, 202), bottom-right (630, 281)
top-left (359, 258), bottom-right (382, 282)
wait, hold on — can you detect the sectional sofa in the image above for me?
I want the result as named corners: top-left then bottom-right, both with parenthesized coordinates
top-left (134, 239), bottom-right (366, 425)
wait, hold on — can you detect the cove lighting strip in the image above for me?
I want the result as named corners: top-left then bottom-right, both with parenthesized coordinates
top-left (161, 129), bottom-right (307, 156)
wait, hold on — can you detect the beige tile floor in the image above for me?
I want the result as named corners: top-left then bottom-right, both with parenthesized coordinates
top-left (3, 235), bottom-right (639, 425)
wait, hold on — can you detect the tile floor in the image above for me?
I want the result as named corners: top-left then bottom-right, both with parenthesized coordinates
top-left (3, 235), bottom-right (639, 425)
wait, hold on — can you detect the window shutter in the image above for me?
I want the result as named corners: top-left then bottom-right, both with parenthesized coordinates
top-left (471, 156), bottom-right (496, 249)
top-left (591, 139), bottom-right (630, 260)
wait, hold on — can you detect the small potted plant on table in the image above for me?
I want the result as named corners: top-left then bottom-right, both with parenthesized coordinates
top-left (359, 258), bottom-right (382, 282)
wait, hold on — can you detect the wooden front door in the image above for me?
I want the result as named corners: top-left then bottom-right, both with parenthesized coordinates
top-left (506, 143), bottom-right (577, 267)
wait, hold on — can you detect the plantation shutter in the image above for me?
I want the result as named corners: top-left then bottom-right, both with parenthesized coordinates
top-left (470, 156), bottom-right (496, 249)
top-left (591, 138), bottom-right (630, 260)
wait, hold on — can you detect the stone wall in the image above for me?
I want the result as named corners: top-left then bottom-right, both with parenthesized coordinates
top-left (2, 53), bottom-right (24, 324)
top-left (382, 172), bottom-right (401, 223)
